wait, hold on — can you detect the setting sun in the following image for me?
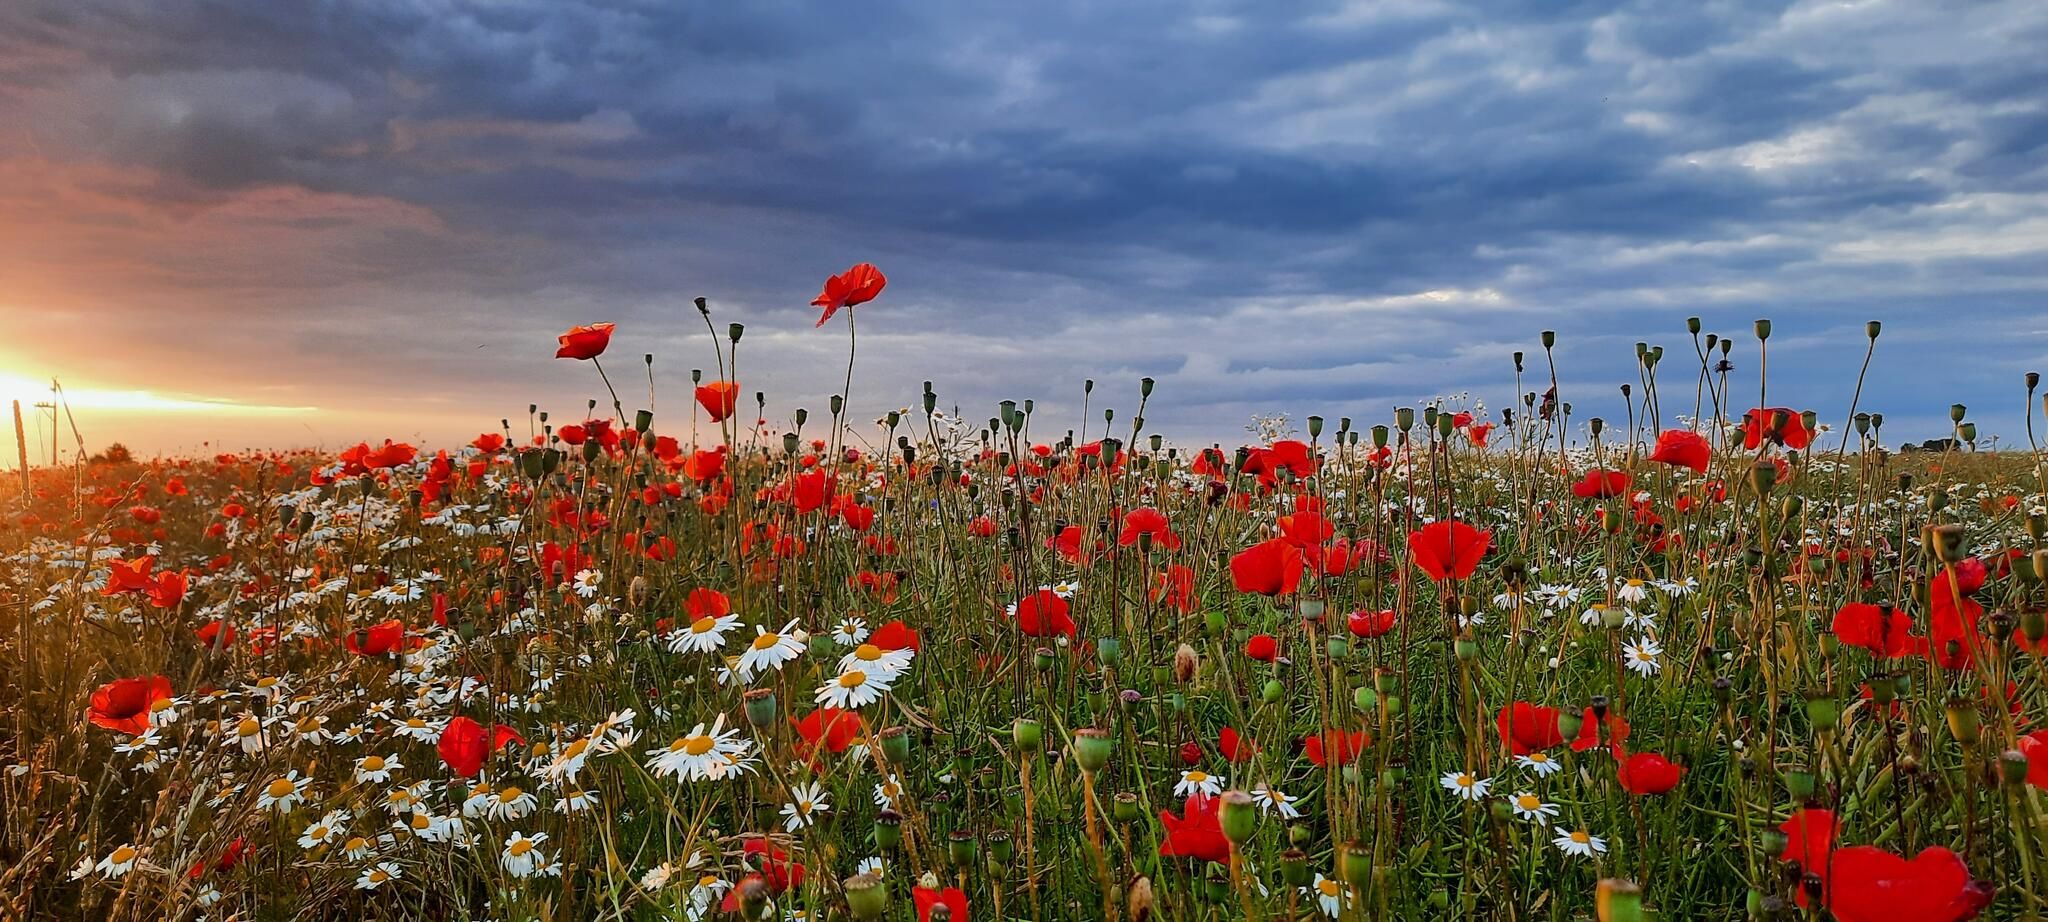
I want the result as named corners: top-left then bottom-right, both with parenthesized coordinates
top-left (0, 371), bottom-right (312, 416)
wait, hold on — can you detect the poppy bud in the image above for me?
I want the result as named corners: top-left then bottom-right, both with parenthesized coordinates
top-left (743, 688), bottom-right (777, 728)
top-left (880, 726), bottom-right (911, 763)
top-left (845, 873), bottom-right (887, 919)
top-left (1219, 791), bottom-right (1257, 843)
top-left (1556, 709), bottom-right (1583, 741)
top-left (1261, 679), bottom-right (1283, 703)
top-left (2000, 750), bottom-right (2031, 787)
top-left (1114, 792), bottom-right (1142, 823)
top-left (1173, 644), bottom-right (1199, 684)
top-left (1012, 718), bottom-right (1042, 752)
top-left (1753, 318), bottom-right (1771, 341)
top-left (1073, 728), bottom-right (1114, 772)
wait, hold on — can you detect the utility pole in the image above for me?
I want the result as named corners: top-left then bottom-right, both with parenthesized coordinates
top-left (11, 399), bottom-right (27, 495)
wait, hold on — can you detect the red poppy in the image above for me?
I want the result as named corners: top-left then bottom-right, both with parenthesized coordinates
top-left (89, 675), bottom-right (172, 734)
top-left (1821, 846), bottom-right (1993, 922)
top-left (1346, 607), bottom-right (1398, 639)
top-left (1303, 728), bottom-right (1371, 767)
top-left (870, 620), bottom-right (922, 652)
top-left (1117, 507), bottom-right (1181, 549)
top-left (103, 556), bottom-right (157, 596)
top-left (147, 569), bottom-right (189, 609)
top-left (1928, 566), bottom-right (1986, 671)
top-left (344, 619), bottom-right (408, 656)
top-left (555, 322), bottom-right (615, 360)
top-left (1408, 520), bottom-right (1490, 581)
top-left (1158, 794), bottom-right (1231, 864)
top-left (1570, 709), bottom-right (1630, 752)
top-left (1241, 440), bottom-right (1318, 484)
top-left (914, 885), bottom-right (969, 922)
top-left (695, 381), bottom-right (739, 422)
top-left (196, 619), bottom-right (235, 648)
top-left (969, 515), bottom-right (999, 538)
top-left (1152, 564), bottom-right (1198, 612)
top-left (1780, 807), bottom-right (1837, 871)
top-left (1496, 701), bottom-right (1565, 756)
top-left (686, 588), bottom-right (730, 619)
top-left (1741, 408), bottom-right (1812, 450)
top-left (1616, 751), bottom-right (1685, 795)
top-left (1230, 538), bottom-right (1304, 595)
top-left (793, 707), bottom-right (865, 760)
top-left (1649, 429), bottom-right (1712, 473)
top-left (1831, 602), bottom-right (1923, 658)
top-left (2017, 729), bottom-right (2048, 789)
top-left (1219, 726), bottom-right (1259, 763)
top-left (438, 716), bottom-right (489, 778)
top-left (812, 262), bottom-right (887, 327)
top-left (1012, 590), bottom-right (1077, 638)
top-left (1244, 634), bottom-right (1279, 662)
top-left (1571, 469), bottom-right (1631, 499)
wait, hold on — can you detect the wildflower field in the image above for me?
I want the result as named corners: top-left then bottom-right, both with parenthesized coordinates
top-left (6, 272), bottom-right (2048, 921)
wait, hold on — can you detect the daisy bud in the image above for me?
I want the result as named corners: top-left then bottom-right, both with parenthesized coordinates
top-left (875, 808), bottom-right (903, 849)
top-left (1114, 792), bottom-right (1141, 823)
top-left (743, 688), bottom-right (777, 729)
top-left (1944, 698), bottom-right (1981, 745)
top-left (1073, 729), bottom-right (1114, 773)
top-left (844, 873), bottom-right (888, 920)
top-left (1173, 644), bottom-right (1200, 684)
top-left (2001, 750), bottom-right (2031, 787)
top-left (1012, 718), bottom-right (1042, 752)
top-left (879, 727), bottom-right (911, 763)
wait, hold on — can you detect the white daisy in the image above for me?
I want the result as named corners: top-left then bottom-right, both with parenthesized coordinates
top-left (1615, 578), bottom-right (1649, 603)
top-left (736, 620), bottom-right (806, 679)
top-left (257, 771), bottom-right (311, 812)
top-left (1507, 792), bottom-right (1559, 825)
top-left (1304, 874), bottom-right (1351, 918)
top-left (831, 618), bottom-right (870, 647)
top-left (297, 809), bottom-right (351, 849)
top-left (501, 831), bottom-right (550, 877)
top-left (837, 642), bottom-right (914, 676)
top-left (554, 788), bottom-right (600, 814)
top-left (1622, 637), bottom-right (1664, 676)
top-left (1439, 770), bottom-right (1491, 802)
top-left (95, 844), bottom-right (140, 879)
top-left (669, 611), bottom-right (741, 654)
top-left (1515, 752), bottom-right (1564, 777)
top-left (1552, 827), bottom-right (1607, 858)
top-left (1174, 769), bottom-right (1225, 798)
top-left (357, 861), bottom-right (403, 890)
top-left (485, 785), bottom-right (539, 821)
top-left (647, 715), bottom-right (753, 782)
top-left (572, 569), bottom-right (604, 598)
top-left (1251, 785), bottom-right (1304, 819)
top-left (780, 781), bottom-right (831, 832)
top-left (815, 667), bottom-right (895, 710)
top-left (354, 754), bottom-right (400, 784)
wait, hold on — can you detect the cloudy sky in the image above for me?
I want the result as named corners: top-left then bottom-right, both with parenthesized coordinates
top-left (3, 0), bottom-right (2046, 459)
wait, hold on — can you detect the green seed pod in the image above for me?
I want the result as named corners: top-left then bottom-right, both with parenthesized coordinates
top-left (1261, 679), bottom-right (1283, 704)
top-left (875, 808), bottom-right (903, 849)
top-left (1944, 698), bottom-right (1981, 745)
top-left (1355, 687), bottom-right (1378, 711)
top-left (2000, 751), bottom-right (2031, 787)
top-left (1219, 791), bottom-right (1257, 843)
top-left (1280, 848), bottom-right (1310, 887)
top-left (1012, 718), bottom-right (1042, 753)
top-left (1339, 840), bottom-right (1373, 889)
top-left (987, 829), bottom-right (1015, 865)
top-left (947, 830), bottom-right (975, 866)
top-left (845, 873), bottom-right (888, 919)
top-left (1113, 792), bottom-right (1141, 823)
top-left (879, 727), bottom-right (911, 764)
top-left (1753, 318), bottom-right (1771, 341)
top-left (1072, 729), bottom-right (1114, 773)
top-left (743, 688), bottom-right (778, 729)
top-left (1783, 770), bottom-right (1817, 801)
top-left (1804, 693), bottom-right (1839, 736)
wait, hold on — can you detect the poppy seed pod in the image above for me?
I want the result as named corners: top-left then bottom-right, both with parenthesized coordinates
top-left (1219, 791), bottom-right (1256, 843)
top-left (1783, 769), bottom-right (1816, 801)
top-left (1803, 692), bottom-right (1838, 736)
top-left (844, 873), bottom-right (887, 919)
top-left (879, 726), bottom-right (911, 764)
top-left (1596, 879), bottom-right (1645, 922)
top-left (1944, 698), bottom-right (1981, 744)
top-left (2000, 750), bottom-right (2031, 787)
top-left (1012, 718), bottom-right (1042, 753)
top-left (1396, 407), bottom-right (1415, 432)
top-left (1280, 848), bottom-right (1310, 886)
top-left (2021, 608), bottom-right (2046, 644)
top-left (743, 688), bottom-right (777, 728)
top-left (1072, 728), bottom-right (1114, 772)
top-left (1114, 792), bottom-right (1142, 823)
top-left (1754, 318), bottom-right (1771, 341)
top-left (947, 829), bottom-right (975, 866)
top-left (987, 829), bottom-right (1014, 864)
top-left (1340, 840), bottom-right (1373, 889)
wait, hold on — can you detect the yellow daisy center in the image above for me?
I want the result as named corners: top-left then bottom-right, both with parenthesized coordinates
top-left (361, 756), bottom-right (386, 771)
top-left (854, 643), bottom-right (883, 661)
top-left (838, 670), bottom-right (868, 688)
top-left (690, 616), bottom-right (719, 634)
top-left (266, 778), bottom-right (297, 798)
top-left (679, 735), bottom-right (715, 756)
top-left (109, 846), bottom-right (138, 864)
top-left (751, 632), bottom-right (782, 651)
top-left (508, 839), bottom-right (534, 857)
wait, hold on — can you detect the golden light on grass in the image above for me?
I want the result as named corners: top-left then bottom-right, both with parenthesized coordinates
top-left (0, 370), bottom-right (312, 415)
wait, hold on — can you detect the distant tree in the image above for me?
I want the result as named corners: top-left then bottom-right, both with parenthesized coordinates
top-left (90, 443), bottom-right (134, 465)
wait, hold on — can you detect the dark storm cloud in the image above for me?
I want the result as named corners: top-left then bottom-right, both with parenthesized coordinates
top-left (3, 0), bottom-right (2048, 448)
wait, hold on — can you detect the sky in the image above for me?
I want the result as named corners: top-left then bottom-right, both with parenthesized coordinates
top-left (3, 0), bottom-right (2047, 463)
